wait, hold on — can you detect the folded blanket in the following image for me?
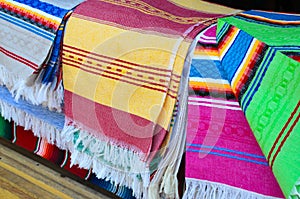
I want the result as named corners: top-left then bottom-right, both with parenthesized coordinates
top-left (184, 23), bottom-right (284, 199)
top-left (61, 0), bottom-right (239, 197)
top-left (217, 10), bottom-right (300, 198)
top-left (0, 0), bottom-right (84, 111)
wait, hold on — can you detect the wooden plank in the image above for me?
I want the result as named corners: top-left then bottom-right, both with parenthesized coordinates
top-left (0, 142), bottom-right (117, 199)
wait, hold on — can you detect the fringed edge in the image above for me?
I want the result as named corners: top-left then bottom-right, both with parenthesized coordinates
top-left (148, 33), bottom-right (194, 199)
top-left (289, 179), bottom-right (300, 199)
top-left (61, 124), bottom-right (151, 199)
top-left (0, 65), bottom-right (63, 112)
top-left (183, 178), bottom-right (283, 199)
top-left (0, 96), bottom-right (149, 198)
top-left (0, 98), bottom-right (65, 148)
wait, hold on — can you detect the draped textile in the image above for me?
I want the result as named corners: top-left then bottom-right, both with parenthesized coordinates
top-left (184, 24), bottom-right (284, 199)
top-left (61, 0), bottom-right (239, 197)
top-left (0, 0), bottom-right (84, 111)
top-left (217, 10), bottom-right (300, 198)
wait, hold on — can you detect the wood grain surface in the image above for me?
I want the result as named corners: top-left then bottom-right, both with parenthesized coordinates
top-left (0, 143), bottom-right (112, 199)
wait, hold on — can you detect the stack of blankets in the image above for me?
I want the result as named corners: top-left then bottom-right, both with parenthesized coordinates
top-left (0, 0), bottom-right (299, 198)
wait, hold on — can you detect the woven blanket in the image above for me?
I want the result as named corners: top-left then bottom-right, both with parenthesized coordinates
top-left (217, 10), bottom-right (300, 198)
top-left (0, 116), bottom-right (136, 199)
top-left (61, 0), bottom-right (239, 198)
top-left (184, 24), bottom-right (284, 199)
top-left (0, 0), bottom-right (84, 111)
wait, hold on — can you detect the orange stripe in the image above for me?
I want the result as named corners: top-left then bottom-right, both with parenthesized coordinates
top-left (2, 1), bottom-right (60, 29)
top-left (194, 49), bottom-right (219, 57)
top-left (232, 40), bottom-right (260, 91)
top-left (240, 13), bottom-right (300, 25)
top-left (219, 27), bottom-right (239, 56)
top-left (189, 81), bottom-right (232, 90)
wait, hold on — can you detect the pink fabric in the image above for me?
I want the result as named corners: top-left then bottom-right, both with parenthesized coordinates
top-left (186, 24), bottom-right (284, 198)
top-left (187, 102), bottom-right (283, 197)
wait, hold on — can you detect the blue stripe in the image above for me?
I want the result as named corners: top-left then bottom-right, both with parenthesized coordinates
top-left (242, 48), bottom-right (276, 111)
top-left (13, 0), bottom-right (69, 18)
top-left (241, 49), bottom-right (272, 109)
top-left (42, 22), bottom-right (66, 83)
top-left (0, 13), bottom-right (54, 41)
top-left (186, 148), bottom-right (269, 166)
top-left (190, 60), bottom-right (225, 79)
top-left (216, 22), bottom-right (229, 42)
top-left (221, 30), bottom-right (254, 82)
top-left (243, 10), bottom-right (300, 22)
top-left (271, 46), bottom-right (300, 51)
top-left (186, 143), bottom-right (266, 159)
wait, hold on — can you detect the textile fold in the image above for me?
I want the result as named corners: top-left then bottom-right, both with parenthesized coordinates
top-left (184, 23), bottom-right (284, 199)
top-left (0, 0), bottom-right (85, 111)
top-left (61, 0), bottom-right (238, 197)
top-left (217, 10), bottom-right (300, 198)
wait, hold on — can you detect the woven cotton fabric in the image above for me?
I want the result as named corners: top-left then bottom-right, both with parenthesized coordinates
top-left (217, 10), bottom-right (300, 198)
top-left (0, 0), bottom-right (84, 111)
top-left (184, 24), bottom-right (284, 199)
top-left (61, 1), bottom-right (240, 197)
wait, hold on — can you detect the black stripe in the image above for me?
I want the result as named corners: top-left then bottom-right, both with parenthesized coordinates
top-left (1, 7), bottom-right (56, 33)
top-left (189, 88), bottom-right (236, 100)
top-left (238, 45), bottom-right (269, 103)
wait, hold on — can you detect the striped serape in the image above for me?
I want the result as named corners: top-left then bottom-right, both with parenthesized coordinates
top-left (184, 24), bottom-right (284, 199)
top-left (217, 10), bottom-right (300, 198)
top-left (0, 0), bottom-right (84, 111)
top-left (0, 116), bottom-right (135, 199)
top-left (61, 0), bottom-right (239, 197)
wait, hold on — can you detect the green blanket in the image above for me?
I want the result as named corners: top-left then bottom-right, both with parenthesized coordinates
top-left (217, 10), bottom-right (300, 198)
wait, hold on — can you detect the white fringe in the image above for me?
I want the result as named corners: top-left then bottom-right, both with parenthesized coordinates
top-left (0, 99), bottom-right (65, 148)
top-left (0, 65), bottom-right (63, 112)
top-left (289, 179), bottom-right (300, 199)
top-left (148, 32), bottom-right (195, 199)
top-left (61, 125), bottom-right (151, 199)
top-left (183, 179), bottom-right (283, 199)
top-left (0, 97), bottom-right (150, 198)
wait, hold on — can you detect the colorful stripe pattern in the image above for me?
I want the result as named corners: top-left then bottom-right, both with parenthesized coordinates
top-left (61, 1), bottom-right (238, 197)
top-left (0, 116), bottom-right (135, 199)
top-left (0, 0), bottom-right (67, 66)
top-left (217, 10), bottom-right (300, 198)
top-left (185, 24), bottom-right (284, 198)
top-left (0, 0), bottom-right (83, 110)
top-left (62, 0), bottom-right (225, 165)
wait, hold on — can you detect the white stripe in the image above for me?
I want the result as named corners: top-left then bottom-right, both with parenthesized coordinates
top-left (189, 77), bottom-right (229, 84)
top-left (40, 0), bottom-right (85, 10)
top-left (200, 34), bottom-right (216, 40)
top-left (5, 0), bottom-right (61, 23)
top-left (188, 97), bottom-right (240, 106)
top-left (60, 150), bottom-right (69, 168)
top-left (12, 123), bottom-right (17, 143)
top-left (193, 55), bottom-right (219, 60)
top-left (253, 10), bottom-right (300, 16)
top-left (196, 24), bottom-right (217, 42)
top-left (198, 38), bottom-right (217, 44)
top-left (188, 101), bottom-right (242, 110)
top-left (231, 38), bottom-right (257, 85)
top-left (33, 137), bottom-right (42, 154)
top-left (219, 29), bottom-right (240, 60)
